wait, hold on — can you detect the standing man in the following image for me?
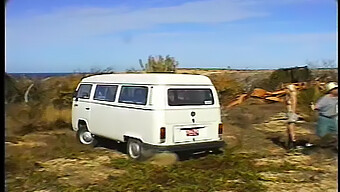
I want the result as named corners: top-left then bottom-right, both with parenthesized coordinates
top-left (286, 84), bottom-right (299, 149)
top-left (311, 82), bottom-right (338, 148)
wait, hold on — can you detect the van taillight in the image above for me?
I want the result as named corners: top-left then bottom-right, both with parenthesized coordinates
top-left (160, 127), bottom-right (166, 143)
top-left (218, 123), bottom-right (223, 135)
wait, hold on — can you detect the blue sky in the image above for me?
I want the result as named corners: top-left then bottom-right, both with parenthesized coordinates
top-left (5, 0), bottom-right (338, 72)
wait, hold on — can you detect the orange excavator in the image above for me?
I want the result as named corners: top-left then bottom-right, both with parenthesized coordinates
top-left (226, 81), bottom-right (326, 109)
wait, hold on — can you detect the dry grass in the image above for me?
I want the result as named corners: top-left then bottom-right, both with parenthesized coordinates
top-left (224, 100), bottom-right (285, 129)
top-left (6, 102), bottom-right (72, 137)
top-left (5, 74), bottom-right (82, 137)
top-left (41, 105), bottom-right (71, 124)
top-left (209, 72), bottom-right (245, 106)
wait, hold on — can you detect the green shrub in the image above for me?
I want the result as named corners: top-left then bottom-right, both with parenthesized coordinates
top-left (140, 55), bottom-right (179, 73)
top-left (209, 73), bottom-right (244, 105)
top-left (297, 87), bottom-right (324, 121)
top-left (259, 67), bottom-right (312, 91)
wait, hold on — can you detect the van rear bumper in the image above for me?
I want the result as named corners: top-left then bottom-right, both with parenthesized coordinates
top-left (143, 140), bottom-right (225, 152)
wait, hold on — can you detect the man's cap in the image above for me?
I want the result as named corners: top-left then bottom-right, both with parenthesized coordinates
top-left (325, 82), bottom-right (338, 93)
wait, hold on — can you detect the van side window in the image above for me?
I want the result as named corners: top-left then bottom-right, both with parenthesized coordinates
top-left (118, 86), bottom-right (148, 105)
top-left (77, 84), bottom-right (92, 99)
top-left (94, 85), bottom-right (118, 102)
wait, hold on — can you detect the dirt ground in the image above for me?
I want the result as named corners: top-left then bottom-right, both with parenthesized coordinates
top-left (5, 101), bottom-right (338, 192)
top-left (223, 101), bottom-right (338, 192)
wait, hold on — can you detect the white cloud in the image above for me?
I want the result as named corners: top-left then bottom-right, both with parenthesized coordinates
top-left (6, 0), bottom-right (269, 46)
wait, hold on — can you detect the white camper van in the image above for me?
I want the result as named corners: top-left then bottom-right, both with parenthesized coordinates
top-left (72, 74), bottom-right (225, 160)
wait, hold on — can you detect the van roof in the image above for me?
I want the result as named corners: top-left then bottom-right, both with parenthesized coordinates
top-left (81, 73), bottom-right (213, 85)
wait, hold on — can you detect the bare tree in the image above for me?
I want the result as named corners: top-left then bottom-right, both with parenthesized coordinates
top-left (126, 67), bottom-right (139, 73)
top-left (90, 66), bottom-right (115, 74)
top-left (321, 59), bottom-right (336, 68)
top-left (306, 60), bottom-right (319, 69)
top-left (306, 59), bottom-right (337, 69)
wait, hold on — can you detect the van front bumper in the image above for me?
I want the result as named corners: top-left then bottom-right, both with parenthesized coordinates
top-left (143, 140), bottom-right (225, 153)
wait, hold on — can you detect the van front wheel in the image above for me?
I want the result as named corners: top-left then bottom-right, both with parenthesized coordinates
top-left (77, 126), bottom-right (97, 146)
top-left (127, 139), bottom-right (153, 161)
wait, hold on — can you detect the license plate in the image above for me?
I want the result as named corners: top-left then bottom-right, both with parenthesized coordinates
top-left (186, 129), bottom-right (199, 136)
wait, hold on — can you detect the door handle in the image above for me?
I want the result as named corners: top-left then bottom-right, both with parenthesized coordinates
top-left (74, 104), bottom-right (78, 107)
top-left (85, 107), bottom-right (90, 110)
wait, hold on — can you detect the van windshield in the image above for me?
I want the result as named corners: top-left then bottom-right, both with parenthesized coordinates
top-left (168, 89), bottom-right (214, 106)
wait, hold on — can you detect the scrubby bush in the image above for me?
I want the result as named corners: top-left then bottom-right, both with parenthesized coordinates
top-left (5, 73), bottom-right (32, 104)
top-left (140, 55), bottom-right (179, 73)
top-left (297, 86), bottom-right (325, 122)
top-left (125, 67), bottom-right (140, 73)
top-left (5, 74), bottom-right (84, 136)
top-left (257, 67), bottom-right (311, 91)
top-left (311, 69), bottom-right (338, 82)
top-left (209, 73), bottom-right (245, 105)
top-left (90, 67), bottom-right (115, 74)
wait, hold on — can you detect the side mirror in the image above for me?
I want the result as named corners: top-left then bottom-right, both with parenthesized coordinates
top-left (73, 91), bottom-right (79, 101)
top-left (73, 91), bottom-right (78, 98)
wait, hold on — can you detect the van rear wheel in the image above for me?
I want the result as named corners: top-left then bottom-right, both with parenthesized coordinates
top-left (209, 147), bottom-right (224, 155)
top-left (127, 138), bottom-right (153, 161)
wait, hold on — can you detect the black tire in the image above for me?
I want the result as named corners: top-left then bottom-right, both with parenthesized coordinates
top-left (76, 125), bottom-right (98, 146)
top-left (177, 151), bottom-right (192, 161)
top-left (126, 138), bottom-right (154, 161)
top-left (209, 147), bottom-right (224, 155)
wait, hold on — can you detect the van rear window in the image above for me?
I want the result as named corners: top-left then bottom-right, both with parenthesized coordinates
top-left (168, 89), bottom-right (214, 106)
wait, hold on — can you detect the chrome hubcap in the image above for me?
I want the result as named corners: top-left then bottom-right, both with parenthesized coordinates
top-left (129, 142), bottom-right (140, 158)
top-left (80, 131), bottom-right (93, 144)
